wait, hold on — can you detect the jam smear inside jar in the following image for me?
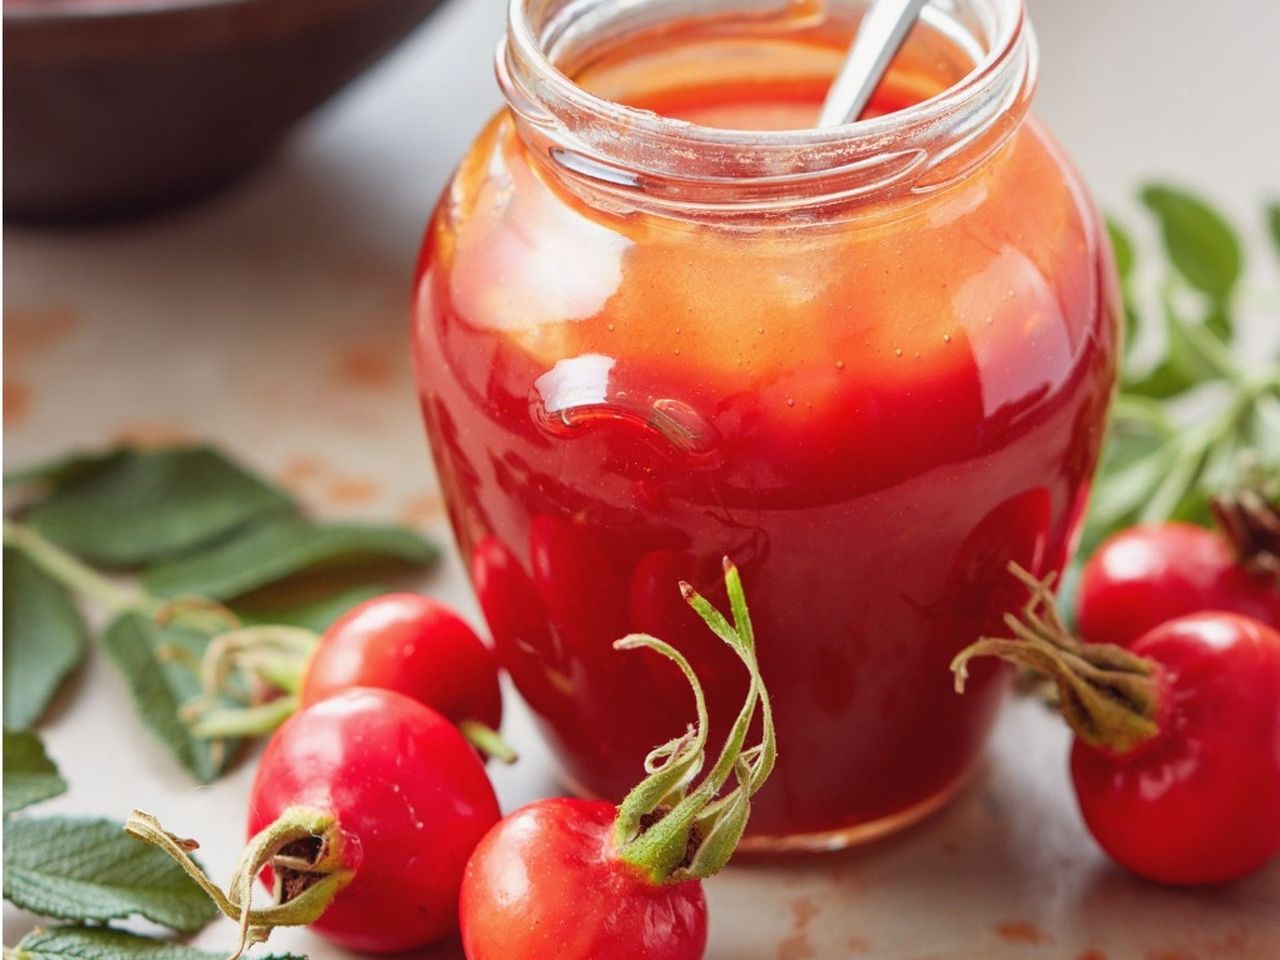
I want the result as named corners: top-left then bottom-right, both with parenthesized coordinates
top-left (413, 0), bottom-right (1120, 849)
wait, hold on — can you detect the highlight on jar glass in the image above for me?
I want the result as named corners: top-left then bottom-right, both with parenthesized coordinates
top-left (411, 0), bottom-right (1120, 851)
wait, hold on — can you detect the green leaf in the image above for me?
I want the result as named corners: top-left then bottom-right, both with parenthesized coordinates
top-left (4, 449), bottom-right (128, 493)
top-left (1140, 431), bottom-right (1213, 525)
top-left (9, 927), bottom-right (224, 960)
top-left (1106, 217), bottom-right (1139, 355)
top-left (2, 817), bottom-right (218, 932)
top-left (1079, 407), bottom-right (1180, 554)
top-left (1140, 184), bottom-right (1241, 330)
top-left (3, 547), bottom-right (88, 730)
top-left (3, 730), bottom-right (68, 815)
top-left (236, 583), bottom-right (389, 633)
top-left (1245, 391), bottom-right (1280, 463)
top-left (1107, 217), bottom-right (1135, 282)
top-left (23, 446), bottom-right (294, 568)
top-left (1085, 441), bottom-right (1178, 540)
top-left (1123, 279), bottom-right (1239, 398)
top-left (1122, 357), bottom-right (1198, 399)
top-left (100, 612), bottom-right (232, 783)
top-left (10, 928), bottom-right (306, 960)
top-left (1267, 202), bottom-right (1280, 259)
top-left (142, 517), bottom-right (438, 601)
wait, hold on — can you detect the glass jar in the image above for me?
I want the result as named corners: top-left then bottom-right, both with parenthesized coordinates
top-left (412, 0), bottom-right (1119, 850)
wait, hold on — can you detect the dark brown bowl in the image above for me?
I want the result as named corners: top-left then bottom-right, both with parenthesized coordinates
top-left (3, 0), bottom-right (447, 222)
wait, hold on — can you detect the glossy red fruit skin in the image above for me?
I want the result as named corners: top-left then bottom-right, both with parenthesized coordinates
top-left (248, 688), bottom-right (501, 952)
top-left (1071, 614), bottom-right (1280, 885)
top-left (1077, 523), bottom-right (1280, 648)
top-left (460, 798), bottom-right (708, 960)
top-left (299, 593), bottom-right (502, 729)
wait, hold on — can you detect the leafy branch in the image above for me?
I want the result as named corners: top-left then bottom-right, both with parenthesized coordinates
top-left (1084, 186), bottom-right (1280, 553)
top-left (2, 444), bottom-right (437, 781)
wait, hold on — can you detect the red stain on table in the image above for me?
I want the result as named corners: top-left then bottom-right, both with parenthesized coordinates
top-left (845, 935), bottom-right (872, 954)
top-left (995, 921), bottom-right (1049, 945)
top-left (401, 491), bottom-right (446, 527)
top-left (337, 343), bottom-right (397, 390)
top-left (1145, 951), bottom-right (1198, 960)
top-left (326, 477), bottom-right (381, 505)
top-left (4, 305), bottom-right (81, 360)
top-left (775, 897), bottom-right (819, 960)
top-left (277, 455), bottom-right (383, 508)
top-left (1207, 933), bottom-right (1247, 954)
top-left (1202, 930), bottom-right (1277, 957)
top-left (5, 304), bottom-right (83, 427)
top-left (4, 380), bottom-right (32, 426)
top-left (280, 456), bottom-right (325, 489)
top-left (1076, 950), bottom-right (1107, 960)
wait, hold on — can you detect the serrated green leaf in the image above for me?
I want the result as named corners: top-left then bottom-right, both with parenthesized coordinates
top-left (100, 612), bottom-right (232, 783)
top-left (9, 927), bottom-right (225, 960)
top-left (3, 729), bottom-right (68, 815)
top-left (142, 517), bottom-right (438, 601)
top-left (236, 583), bottom-right (389, 633)
top-left (2, 817), bottom-right (218, 932)
top-left (1140, 184), bottom-right (1241, 313)
top-left (23, 446), bottom-right (294, 568)
top-left (3, 547), bottom-right (88, 730)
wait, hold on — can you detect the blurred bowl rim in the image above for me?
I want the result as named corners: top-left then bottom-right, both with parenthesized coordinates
top-left (3, 0), bottom-right (379, 26)
top-left (3, 0), bottom-right (410, 61)
top-left (5, 0), bottom-right (259, 23)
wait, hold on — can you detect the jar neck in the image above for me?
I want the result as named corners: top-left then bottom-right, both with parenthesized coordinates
top-left (498, 0), bottom-right (1037, 218)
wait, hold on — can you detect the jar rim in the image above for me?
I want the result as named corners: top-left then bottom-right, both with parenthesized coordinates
top-left (499, 0), bottom-right (1038, 208)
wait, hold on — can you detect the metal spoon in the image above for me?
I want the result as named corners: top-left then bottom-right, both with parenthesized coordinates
top-left (817, 0), bottom-right (930, 127)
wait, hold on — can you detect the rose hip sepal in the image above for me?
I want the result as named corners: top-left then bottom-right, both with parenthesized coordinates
top-left (127, 687), bottom-right (501, 956)
top-left (953, 563), bottom-right (1280, 885)
top-left (460, 559), bottom-right (776, 960)
top-left (180, 592), bottom-right (515, 762)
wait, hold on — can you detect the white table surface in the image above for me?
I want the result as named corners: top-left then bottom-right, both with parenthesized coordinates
top-left (5, 1), bottom-right (1279, 957)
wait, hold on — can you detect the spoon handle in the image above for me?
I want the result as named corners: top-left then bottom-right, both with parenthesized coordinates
top-left (817, 0), bottom-right (930, 127)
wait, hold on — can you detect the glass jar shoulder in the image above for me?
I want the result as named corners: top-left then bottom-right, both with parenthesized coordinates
top-left (425, 112), bottom-right (1114, 408)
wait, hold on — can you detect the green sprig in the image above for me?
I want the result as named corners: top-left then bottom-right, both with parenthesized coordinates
top-left (1084, 186), bottom-right (1280, 553)
top-left (1, 444), bottom-right (440, 783)
top-left (612, 558), bottom-right (775, 884)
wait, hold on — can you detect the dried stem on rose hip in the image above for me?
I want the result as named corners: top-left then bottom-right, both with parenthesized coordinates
top-left (167, 595), bottom-right (516, 763)
top-left (125, 807), bottom-right (354, 959)
top-left (611, 558), bottom-right (777, 884)
top-left (1211, 475), bottom-right (1280, 580)
top-left (951, 562), bottom-right (1161, 754)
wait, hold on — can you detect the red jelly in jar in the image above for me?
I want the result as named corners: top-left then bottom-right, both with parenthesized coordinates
top-left (413, 0), bottom-right (1119, 849)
